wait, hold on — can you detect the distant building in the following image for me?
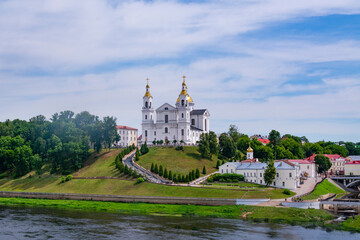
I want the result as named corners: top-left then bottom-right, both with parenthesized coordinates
top-left (219, 160), bottom-right (300, 190)
top-left (288, 159), bottom-right (316, 178)
top-left (306, 154), bottom-right (348, 175)
top-left (349, 156), bottom-right (360, 161)
top-left (116, 125), bottom-right (138, 147)
top-left (257, 138), bottom-right (270, 145)
top-left (345, 161), bottom-right (360, 176)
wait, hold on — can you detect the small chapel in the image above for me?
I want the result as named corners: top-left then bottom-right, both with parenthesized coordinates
top-left (141, 76), bottom-right (210, 145)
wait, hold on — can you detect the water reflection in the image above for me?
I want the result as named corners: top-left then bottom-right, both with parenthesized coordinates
top-left (0, 206), bottom-right (358, 240)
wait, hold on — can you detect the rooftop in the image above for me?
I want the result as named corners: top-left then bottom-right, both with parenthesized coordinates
top-left (116, 125), bottom-right (138, 131)
top-left (223, 160), bottom-right (296, 170)
top-left (345, 161), bottom-right (360, 165)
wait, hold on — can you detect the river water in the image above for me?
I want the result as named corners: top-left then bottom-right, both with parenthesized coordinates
top-left (0, 206), bottom-right (359, 240)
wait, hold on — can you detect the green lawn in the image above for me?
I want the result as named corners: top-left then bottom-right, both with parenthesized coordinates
top-left (303, 179), bottom-right (346, 200)
top-left (73, 149), bottom-right (122, 177)
top-left (137, 146), bottom-right (219, 176)
top-left (0, 197), bottom-right (336, 230)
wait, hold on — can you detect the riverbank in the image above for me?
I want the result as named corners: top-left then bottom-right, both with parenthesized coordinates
top-left (0, 197), bottom-right (358, 233)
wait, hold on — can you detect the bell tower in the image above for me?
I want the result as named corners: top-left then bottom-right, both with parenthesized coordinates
top-left (142, 78), bottom-right (154, 142)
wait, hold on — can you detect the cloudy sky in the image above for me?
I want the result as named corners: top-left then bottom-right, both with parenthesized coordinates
top-left (1, 0), bottom-right (360, 142)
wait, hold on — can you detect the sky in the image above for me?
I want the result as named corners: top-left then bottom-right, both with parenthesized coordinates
top-left (0, 0), bottom-right (360, 142)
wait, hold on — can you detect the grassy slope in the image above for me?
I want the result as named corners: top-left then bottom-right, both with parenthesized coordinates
top-left (137, 146), bottom-right (219, 176)
top-left (0, 197), bottom-right (338, 230)
top-left (303, 179), bottom-right (346, 200)
top-left (0, 148), bottom-right (294, 199)
top-left (73, 149), bottom-right (122, 177)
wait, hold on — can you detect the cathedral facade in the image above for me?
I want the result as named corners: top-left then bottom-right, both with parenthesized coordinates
top-left (141, 76), bottom-right (210, 145)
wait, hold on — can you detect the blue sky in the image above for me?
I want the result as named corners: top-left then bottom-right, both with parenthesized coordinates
top-left (0, 0), bottom-right (360, 142)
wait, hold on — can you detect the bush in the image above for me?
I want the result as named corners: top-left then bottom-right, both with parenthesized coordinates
top-left (136, 177), bottom-right (145, 184)
top-left (60, 176), bottom-right (66, 183)
top-left (207, 177), bottom-right (214, 182)
top-left (283, 188), bottom-right (291, 195)
top-left (175, 146), bottom-right (183, 151)
top-left (65, 175), bottom-right (73, 182)
top-left (212, 173), bottom-right (244, 182)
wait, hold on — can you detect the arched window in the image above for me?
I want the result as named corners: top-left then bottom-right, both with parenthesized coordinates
top-left (145, 101), bottom-right (148, 108)
top-left (164, 107), bottom-right (168, 110)
top-left (154, 131), bottom-right (156, 136)
top-left (204, 119), bottom-right (207, 131)
top-left (181, 100), bottom-right (184, 106)
top-left (181, 113), bottom-right (184, 118)
top-left (191, 119), bottom-right (195, 125)
top-left (149, 102), bottom-right (151, 108)
top-left (165, 115), bottom-right (168, 123)
top-left (165, 127), bottom-right (168, 133)
top-left (145, 130), bottom-right (147, 137)
top-left (181, 129), bottom-right (184, 136)
top-left (145, 115), bottom-right (147, 120)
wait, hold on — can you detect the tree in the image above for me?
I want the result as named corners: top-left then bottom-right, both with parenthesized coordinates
top-left (219, 133), bottom-right (236, 159)
top-left (268, 130), bottom-right (281, 159)
top-left (264, 159), bottom-right (276, 186)
top-left (216, 160), bottom-right (220, 169)
top-left (173, 139), bottom-right (177, 145)
top-left (140, 142), bottom-right (149, 155)
top-left (191, 170), bottom-right (195, 180)
top-left (202, 166), bottom-right (206, 175)
top-left (135, 148), bottom-right (140, 161)
top-left (163, 168), bottom-right (168, 178)
top-left (237, 134), bottom-right (250, 153)
top-left (154, 164), bottom-right (159, 174)
top-left (102, 116), bottom-right (118, 151)
top-left (315, 155), bottom-right (332, 174)
top-left (228, 124), bottom-right (241, 143)
top-left (150, 163), bottom-right (154, 172)
top-left (195, 168), bottom-right (200, 178)
top-left (159, 165), bottom-right (163, 176)
top-left (198, 131), bottom-right (218, 159)
top-left (168, 170), bottom-right (173, 180)
top-left (152, 140), bottom-right (156, 145)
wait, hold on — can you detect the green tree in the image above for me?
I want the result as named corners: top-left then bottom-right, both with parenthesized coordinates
top-left (228, 124), bottom-right (241, 144)
top-left (159, 165), bottom-right (163, 176)
top-left (216, 160), bottom-right (220, 169)
top-left (237, 134), bottom-right (250, 153)
top-left (268, 130), bottom-right (281, 159)
top-left (163, 168), bottom-right (168, 178)
top-left (154, 164), bottom-right (159, 174)
top-left (195, 168), bottom-right (200, 178)
top-left (168, 170), bottom-right (173, 180)
top-left (202, 166), bottom-right (206, 174)
top-left (264, 159), bottom-right (276, 186)
top-left (135, 148), bottom-right (140, 161)
top-left (315, 155), bottom-right (332, 174)
top-left (150, 163), bottom-right (154, 172)
top-left (219, 133), bottom-right (236, 159)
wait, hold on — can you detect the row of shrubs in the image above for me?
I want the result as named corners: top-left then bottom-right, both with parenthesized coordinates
top-left (207, 173), bottom-right (245, 183)
top-left (114, 145), bottom-right (144, 180)
top-left (60, 174), bottom-right (73, 183)
top-left (150, 163), bottom-right (207, 183)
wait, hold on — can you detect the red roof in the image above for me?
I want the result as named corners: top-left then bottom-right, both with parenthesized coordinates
top-left (116, 125), bottom-right (138, 131)
top-left (257, 138), bottom-right (270, 144)
top-left (345, 161), bottom-right (360, 165)
top-left (137, 134), bottom-right (142, 140)
top-left (288, 159), bottom-right (313, 164)
top-left (306, 154), bottom-right (343, 162)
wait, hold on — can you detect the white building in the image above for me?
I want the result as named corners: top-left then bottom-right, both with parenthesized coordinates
top-left (288, 159), bottom-right (316, 178)
top-left (116, 125), bottom-right (138, 147)
top-left (219, 160), bottom-right (300, 190)
top-left (141, 77), bottom-right (210, 145)
top-left (345, 161), bottom-right (360, 176)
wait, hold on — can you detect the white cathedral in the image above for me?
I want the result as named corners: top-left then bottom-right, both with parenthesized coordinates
top-left (141, 76), bottom-right (210, 145)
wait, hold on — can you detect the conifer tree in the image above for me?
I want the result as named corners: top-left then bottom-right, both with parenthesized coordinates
top-left (185, 174), bottom-right (189, 182)
top-left (191, 170), bottom-right (195, 180)
top-left (124, 165), bottom-right (129, 174)
top-left (168, 170), bottom-right (173, 180)
top-left (195, 168), bottom-right (200, 178)
top-left (202, 166), bottom-right (206, 175)
top-left (216, 160), bottom-right (220, 169)
top-left (163, 168), bottom-right (168, 178)
top-left (154, 164), bottom-right (159, 174)
top-left (151, 163), bottom-right (154, 172)
top-left (159, 165), bottom-right (163, 176)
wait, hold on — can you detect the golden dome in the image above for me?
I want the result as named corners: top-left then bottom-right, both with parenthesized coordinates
top-left (247, 145), bottom-right (253, 152)
top-left (176, 94), bottom-right (193, 103)
top-left (176, 75), bottom-right (193, 103)
top-left (144, 91), bottom-right (151, 98)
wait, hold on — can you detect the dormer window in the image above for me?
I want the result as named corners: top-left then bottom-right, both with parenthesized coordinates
top-left (165, 107), bottom-right (168, 110)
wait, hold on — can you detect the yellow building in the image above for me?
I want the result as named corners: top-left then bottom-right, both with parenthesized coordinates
top-left (344, 161), bottom-right (360, 176)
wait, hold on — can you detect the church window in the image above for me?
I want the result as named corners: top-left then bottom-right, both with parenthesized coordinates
top-left (145, 130), bottom-right (147, 137)
top-left (260, 173), bottom-right (262, 177)
top-left (260, 180), bottom-right (263, 184)
top-left (276, 173), bottom-right (279, 178)
top-left (145, 101), bottom-right (148, 108)
top-left (149, 102), bottom-right (151, 108)
top-left (191, 119), bottom-right (195, 125)
top-left (165, 107), bottom-right (168, 110)
top-left (181, 129), bottom-right (184, 136)
top-left (165, 127), bottom-right (168, 133)
top-left (205, 119), bottom-right (207, 131)
top-left (282, 182), bottom-right (285, 187)
top-left (154, 131), bottom-right (156, 136)
top-left (145, 115), bottom-right (147, 120)
top-left (181, 100), bottom-right (184, 106)
top-left (181, 113), bottom-right (184, 118)
top-left (165, 115), bottom-right (168, 123)
top-left (289, 173), bottom-right (292, 178)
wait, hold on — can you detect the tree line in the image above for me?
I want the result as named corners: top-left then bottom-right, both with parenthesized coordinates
top-left (0, 110), bottom-right (119, 177)
top-left (198, 125), bottom-right (358, 163)
top-left (150, 163), bottom-right (206, 183)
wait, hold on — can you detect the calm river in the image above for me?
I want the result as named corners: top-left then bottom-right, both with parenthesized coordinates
top-left (0, 206), bottom-right (359, 240)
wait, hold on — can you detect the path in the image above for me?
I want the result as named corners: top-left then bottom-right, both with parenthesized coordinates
top-left (294, 177), bottom-right (319, 197)
top-left (189, 171), bottom-right (219, 185)
top-left (123, 151), bottom-right (171, 184)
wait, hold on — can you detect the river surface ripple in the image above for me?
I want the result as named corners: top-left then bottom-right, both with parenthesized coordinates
top-left (0, 206), bottom-right (359, 240)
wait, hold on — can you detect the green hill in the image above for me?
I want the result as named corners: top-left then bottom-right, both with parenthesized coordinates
top-left (0, 148), bottom-right (294, 199)
top-left (137, 146), bottom-right (219, 176)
